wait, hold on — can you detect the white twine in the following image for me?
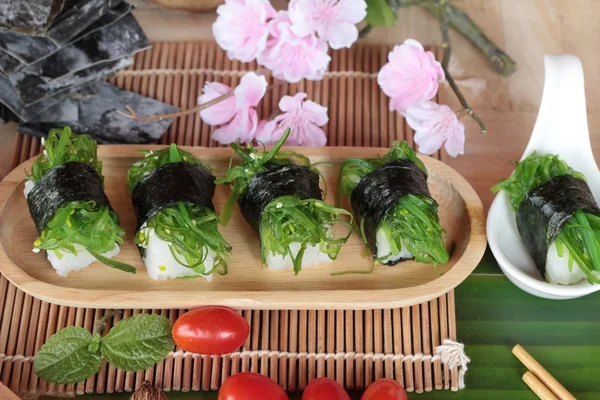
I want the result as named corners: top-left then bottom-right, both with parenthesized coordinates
top-left (435, 339), bottom-right (470, 389)
top-left (1, 340), bottom-right (470, 389)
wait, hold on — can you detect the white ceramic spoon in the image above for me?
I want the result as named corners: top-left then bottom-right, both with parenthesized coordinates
top-left (487, 54), bottom-right (600, 299)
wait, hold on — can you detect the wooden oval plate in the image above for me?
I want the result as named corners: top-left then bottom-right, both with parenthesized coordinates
top-left (0, 146), bottom-right (486, 310)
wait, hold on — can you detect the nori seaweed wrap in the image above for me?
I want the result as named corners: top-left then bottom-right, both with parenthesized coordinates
top-left (24, 127), bottom-right (135, 275)
top-left (126, 144), bottom-right (231, 280)
top-left (493, 152), bottom-right (600, 284)
top-left (217, 129), bottom-right (352, 274)
top-left (338, 141), bottom-right (448, 267)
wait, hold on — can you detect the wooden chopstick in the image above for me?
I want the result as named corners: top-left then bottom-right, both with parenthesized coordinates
top-left (523, 372), bottom-right (559, 400)
top-left (513, 345), bottom-right (576, 400)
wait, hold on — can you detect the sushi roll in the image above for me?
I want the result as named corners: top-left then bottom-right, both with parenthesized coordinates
top-left (493, 153), bottom-right (600, 285)
top-left (217, 129), bottom-right (352, 274)
top-left (24, 127), bottom-right (135, 276)
top-left (338, 141), bottom-right (449, 267)
top-left (127, 144), bottom-right (231, 281)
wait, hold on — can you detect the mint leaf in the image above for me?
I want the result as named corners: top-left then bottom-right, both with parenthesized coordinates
top-left (100, 314), bottom-right (173, 371)
top-left (34, 326), bottom-right (102, 384)
top-left (366, 0), bottom-right (397, 27)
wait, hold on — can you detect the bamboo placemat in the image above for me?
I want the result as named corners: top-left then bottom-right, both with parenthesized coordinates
top-left (0, 41), bottom-right (460, 398)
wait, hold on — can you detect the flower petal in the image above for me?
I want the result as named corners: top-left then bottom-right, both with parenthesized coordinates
top-left (198, 82), bottom-right (236, 126)
top-left (234, 72), bottom-right (268, 109)
top-left (320, 22), bottom-right (358, 50)
top-left (212, 108), bottom-right (258, 144)
top-left (279, 92), bottom-right (307, 112)
top-left (301, 100), bottom-right (328, 126)
top-left (443, 121), bottom-right (465, 157)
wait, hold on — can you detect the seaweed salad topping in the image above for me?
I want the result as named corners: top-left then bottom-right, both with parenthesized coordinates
top-left (127, 144), bottom-right (231, 276)
top-left (493, 152), bottom-right (600, 283)
top-left (25, 127), bottom-right (135, 273)
top-left (338, 141), bottom-right (448, 267)
top-left (217, 129), bottom-right (352, 274)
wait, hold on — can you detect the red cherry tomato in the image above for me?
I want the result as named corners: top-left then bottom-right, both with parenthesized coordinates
top-left (361, 379), bottom-right (408, 400)
top-left (218, 372), bottom-right (288, 400)
top-left (172, 306), bottom-right (249, 355)
top-left (302, 378), bottom-right (351, 400)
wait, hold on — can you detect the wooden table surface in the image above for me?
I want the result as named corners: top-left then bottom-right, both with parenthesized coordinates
top-left (2, 0), bottom-right (599, 210)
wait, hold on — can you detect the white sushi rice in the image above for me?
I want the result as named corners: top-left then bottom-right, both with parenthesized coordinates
top-left (23, 179), bottom-right (35, 197)
top-left (139, 225), bottom-right (214, 282)
top-left (375, 228), bottom-right (413, 264)
top-left (266, 242), bottom-right (332, 271)
top-left (546, 241), bottom-right (588, 285)
top-left (24, 179), bottom-right (122, 277)
top-left (47, 245), bottom-right (120, 277)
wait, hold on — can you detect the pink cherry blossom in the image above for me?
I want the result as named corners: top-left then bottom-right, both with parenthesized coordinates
top-left (288, 0), bottom-right (367, 50)
top-left (198, 72), bottom-right (268, 144)
top-left (213, 0), bottom-right (277, 62)
top-left (257, 11), bottom-right (331, 83)
top-left (255, 92), bottom-right (328, 146)
top-left (405, 102), bottom-right (465, 157)
top-left (377, 39), bottom-right (445, 114)
top-left (198, 82), bottom-right (236, 126)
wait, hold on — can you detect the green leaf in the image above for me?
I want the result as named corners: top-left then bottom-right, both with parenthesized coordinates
top-left (100, 314), bottom-right (173, 371)
top-left (366, 0), bottom-right (397, 27)
top-left (34, 326), bottom-right (102, 384)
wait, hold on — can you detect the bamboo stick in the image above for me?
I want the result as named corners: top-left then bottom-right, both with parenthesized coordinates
top-left (345, 310), bottom-right (355, 389)
top-left (288, 310), bottom-right (299, 392)
top-left (193, 42), bottom-right (207, 146)
top-left (523, 372), bottom-right (559, 400)
top-left (278, 310), bottom-right (289, 391)
top-left (354, 44), bottom-right (364, 147)
top-left (448, 291), bottom-right (459, 391)
top-left (373, 309), bottom-right (383, 382)
top-left (421, 302), bottom-right (433, 392)
top-left (513, 345), bottom-right (575, 400)
top-left (177, 42), bottom-right (194, 146)
top-left (335, 311), bottom-right (344, 386)
top-left (354, 310), bottom-right (364, 390)
top-left (401, 307), bottom-right (414, 392)
top-left (412, 305), bottom-right (423, 393)
top-left (262, 310), bottom-right (271, 378)
top-left (345, 47), bottom-right (354, 146)
top-left (164, 44), bottom-right (178, 144)
top-left (250, 310), bottom-right (260, 374)
top-left (298, 310), bottom-right (308, 389)
top-left (270, 310), bottom-right (280, 384)
top-left (392, 308), bottom-right (404, 387)
top-left (329, 49), bottom-right (339, 145)
top-left (20, 297), bottom-right (40, 393)
top-left (3, 288), bottom-right (22, 390)
top-left (210, 355), bottom-right (221, 391)
top-left (382, 309), bottom-right (393, 380)
top-left (364, 309), bottom-right (373, 387)
top-left (439, 294), bottom-right (450, 390)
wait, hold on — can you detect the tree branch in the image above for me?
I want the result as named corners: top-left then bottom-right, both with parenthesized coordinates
top-left (438, 1), bottom-right (486, 135)
top-left (390, 0), bottom-right (516, 76)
